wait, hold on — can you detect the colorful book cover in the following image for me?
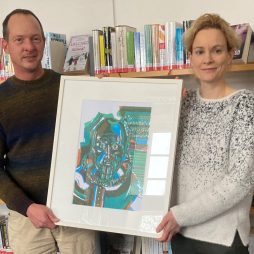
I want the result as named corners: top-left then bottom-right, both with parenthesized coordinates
top-left (63, 34), bottom-right (89, 73)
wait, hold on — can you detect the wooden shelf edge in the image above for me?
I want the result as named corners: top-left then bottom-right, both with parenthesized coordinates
top-left (103, 63), bottom-right (254, 78)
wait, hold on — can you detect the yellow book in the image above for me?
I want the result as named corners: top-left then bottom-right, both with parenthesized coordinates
top-left (99, 34), bottom-right (105, 72)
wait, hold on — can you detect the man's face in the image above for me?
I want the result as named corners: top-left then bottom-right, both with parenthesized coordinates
top-left (3, 13), bottom-right (45, 79)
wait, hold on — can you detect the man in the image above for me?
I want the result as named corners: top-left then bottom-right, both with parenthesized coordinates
top-left (0, 9), bottom-right (95, 254)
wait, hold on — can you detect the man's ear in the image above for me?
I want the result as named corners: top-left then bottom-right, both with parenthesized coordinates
top-left (2, 39), bottom-right (9, 54)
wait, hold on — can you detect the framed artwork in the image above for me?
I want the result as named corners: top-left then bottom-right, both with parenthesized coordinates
top-left (47, 76), bottom-right (182, 238)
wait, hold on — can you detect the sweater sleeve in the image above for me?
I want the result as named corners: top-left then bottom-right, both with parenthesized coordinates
top-left (0, 126), bottom-right (33, 216)
top-left (171, 94), bottom-right (254, 227)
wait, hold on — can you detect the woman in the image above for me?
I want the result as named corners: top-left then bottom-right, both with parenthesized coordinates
top-left (156, 13), bottom-right (254, 253)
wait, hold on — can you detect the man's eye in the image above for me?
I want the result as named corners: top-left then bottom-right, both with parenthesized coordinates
top-left (33, 37), bottom-right (41, 42)
top-left (15, 38), bottom-right (23, 43)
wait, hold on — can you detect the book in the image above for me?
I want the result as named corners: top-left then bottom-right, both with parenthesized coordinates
top-left (175, 27), bottom-right (184, 68)
top-left (63, 35), bottom-right (89, 73)
top-left (110, 31), bottom-right (118, 73)
top-left (144, 24), bottom-right (153, 71)
top-left (126, 30), bottom-right (135, 72)
top-left (99, 34), bottom-right (106, 72)
top-left (88, 36), bottom-right (95, 76)
top-left (152, 24), bottom-right (160, 70)
top-left (41, 32), bottom-right (67, 73)
top-left (103, 26), bottom-right (116, 73)
top-left (165, 21), bottom-right (182, 69)
top-left (159, 24), bottom-right (166, 70)
top-left (140, 32), bottom-right (147, 72)
top-left (182, 20), bottom-right (193, 66)
top-left (134, 31), bottom-right (141, 72)
top-left (115, 25), bottom-right (136, 72)
top-left (92, 30), bottom-right (103, 75)
top-left (231, 23), bottom-right (253, 63)
top-left (247, 32), bottom-right (254, 63)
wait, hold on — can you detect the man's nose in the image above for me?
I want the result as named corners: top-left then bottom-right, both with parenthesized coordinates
top-left (23, 39), bottom-right (35, 51)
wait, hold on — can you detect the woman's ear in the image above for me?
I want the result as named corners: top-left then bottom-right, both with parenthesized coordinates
top-left (189, 52), bottom-right (193, 67)
top-left (228, 49), bottom-right (235, 64)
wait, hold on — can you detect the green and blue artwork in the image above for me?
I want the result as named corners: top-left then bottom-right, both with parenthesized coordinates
top-left (73, 101), bottom-right (152, 211)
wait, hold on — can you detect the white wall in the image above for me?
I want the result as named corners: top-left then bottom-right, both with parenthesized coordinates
top-left (1, 0), bottom-right (254, 39)
top-left (0, 0), bottom-right (114, 42)
top-left (0, 0), bottom-right (253, 89)
top-left (113, 0), bottom-right (254, 31)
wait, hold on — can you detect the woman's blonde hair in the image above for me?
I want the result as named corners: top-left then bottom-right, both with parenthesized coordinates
top-left (184, 13), bottom-right (240, 53)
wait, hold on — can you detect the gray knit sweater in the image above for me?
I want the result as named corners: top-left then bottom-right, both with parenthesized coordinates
top-left (171, 89), bottom-right (254, 246)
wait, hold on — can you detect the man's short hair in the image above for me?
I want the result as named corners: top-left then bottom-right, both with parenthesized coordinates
top-left (2, 8), bottom-right (45, 40)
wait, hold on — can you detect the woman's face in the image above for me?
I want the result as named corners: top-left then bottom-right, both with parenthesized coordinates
top-left (190, 28), bottom-right (234, 86)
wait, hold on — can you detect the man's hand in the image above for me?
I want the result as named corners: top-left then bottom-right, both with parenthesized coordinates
top-left (156, 210), bottom-right (180, 242)
top-left (26, 203), bottom-right (59, 229)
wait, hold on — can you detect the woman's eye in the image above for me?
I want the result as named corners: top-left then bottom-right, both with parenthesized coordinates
top-left (195, 50), bottom-right (203, 55)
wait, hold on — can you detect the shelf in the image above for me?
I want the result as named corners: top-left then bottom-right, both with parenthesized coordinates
top-left (104, 63), bottom-right (254, 78)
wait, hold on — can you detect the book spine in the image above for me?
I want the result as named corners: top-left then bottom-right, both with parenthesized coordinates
top-left (134, 32), bottom-right (141, 72)
top-left (41, 35), bottom-right (51, 69)
top-left (140, 32), bottom-right (147, 72)
top-left (103, 27), bottom-right (115, 73)
top-left (88, 36), bottom-right (95, 76)
top-left (115, 26), bottom-right (128, 72)
top-left (144, 24), bottom-right (153, 71)
top-left (47, 32), bottom-right (67, 46)
top-left (152, 24), bottom-right (160, 71)
top-left (110, 31), bottom-right (118, 73)
top-left (92, 30), bottom-right (103, 74)
top-left (126, 31), bottom-right (135, 72)
top-left (99, 34), bottom-right (106, 72)
top-left (175, 27), bottom-right (184, 68)
top-left (159, 24), bottom-right (166, 70)
top-left (182, 20), bottom-right (193, 66)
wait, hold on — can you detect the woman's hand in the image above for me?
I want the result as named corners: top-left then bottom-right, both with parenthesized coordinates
top-left (156, 210), bottom-right (180, 242)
